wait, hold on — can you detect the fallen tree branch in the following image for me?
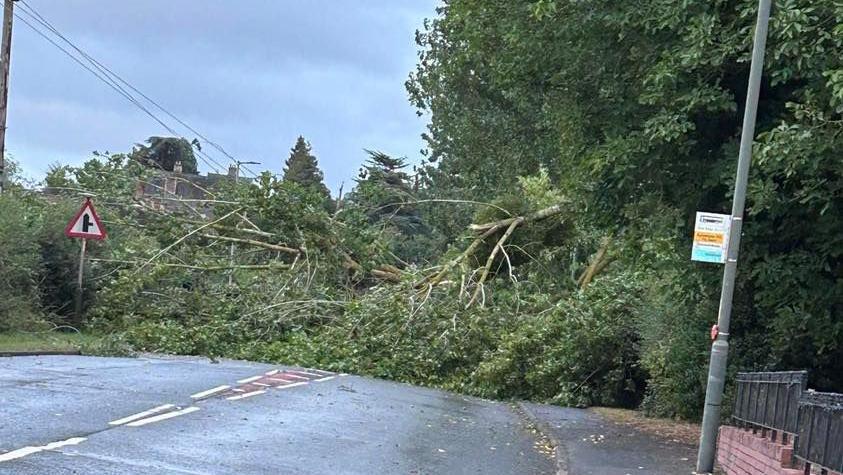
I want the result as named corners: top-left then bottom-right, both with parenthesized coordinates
top-left (467, 217), bottom-right (523, 307)
top-left (91, 258), bottom-right (289, 272)
top-left (199, 233), bottom-right (300, 254)
top-left (577, 236), bottom-right (613, 289)
top-left (136, 208), bottom-right (243, 273)
top-left (371, 268), bottom-right (402, 282)
top-left (469, 203), bottom-right (566, 233)
top-left (370, 199), bottom-right (514, 217)
top-left (159, 263), bottom-right (290, 271)
top-left (419, 224), bottom-right (504, 288)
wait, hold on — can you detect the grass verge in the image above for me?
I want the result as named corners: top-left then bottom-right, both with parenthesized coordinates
top-left (590, 407), bottom-right (700, 446)
top-left (0, 332), bottom-right (100, 354)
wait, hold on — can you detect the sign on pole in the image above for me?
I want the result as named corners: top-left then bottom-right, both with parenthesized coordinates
top-left (65, 197), bottom-right (106, 321)
top-left (64, 197), bottom-right (107, 240)
top-left (691, 212), bottom-right (731, 264)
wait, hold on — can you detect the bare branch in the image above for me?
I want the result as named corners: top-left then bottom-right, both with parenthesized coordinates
top-left (469, 203), bottom-right (566, 232)
top-left (199, 233), bottom-right (300, 254)
top-left (467, 217), bottom-right (523, 307)
top-left (419, 223), bottom-right (504, 288)
top-left (135, 208), bottom-right (243, 273)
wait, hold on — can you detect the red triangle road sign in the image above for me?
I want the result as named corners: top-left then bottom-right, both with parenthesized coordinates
top-left (64, 198), bottom-right (107, 240)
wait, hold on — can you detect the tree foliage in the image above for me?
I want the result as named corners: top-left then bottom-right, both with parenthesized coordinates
top-left (281, 136), bottom-right (332, 204)
top-left (131, 136), bottom-right (198, 173)
top-left (2, 0), bottom-right (841, 422)
top-left (406, 0), bottom-right (843, 413)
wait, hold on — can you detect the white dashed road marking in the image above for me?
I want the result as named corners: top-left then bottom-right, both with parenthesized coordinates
top-left (314, 376), bottom-right (336, 382)
top-left (126, 406), bottom-right (200, 427)
top-left (275, 381), bottom-right (308, 390)
top-left (288, 370), bottom-right (323, 377)
top-left (190, 385), bottom-right (231, 399)
top-left (236, 375), bottom-right (263, 384)
top-left (226, 390), bottom-right (266, 401)
top-left (0, 437), bottom-right (87, 462)
top-left (281, 374), bottom-right (309, 381)
top-left (109, 404), bottom-right (176, 426)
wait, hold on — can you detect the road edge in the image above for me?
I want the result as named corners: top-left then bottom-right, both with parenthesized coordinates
top-left (0, 350), bottom-right (81, 357)
top-left (514, 401), bottom-right (569, 475)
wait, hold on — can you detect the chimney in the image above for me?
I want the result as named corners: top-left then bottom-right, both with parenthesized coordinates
top-left (173, 161), bottom-right (183, 174)
top-left (228, 164), bottom-right (238, 179)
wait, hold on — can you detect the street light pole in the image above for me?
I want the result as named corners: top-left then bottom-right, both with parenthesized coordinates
top-left (696, 0), bottom-right (772, 473)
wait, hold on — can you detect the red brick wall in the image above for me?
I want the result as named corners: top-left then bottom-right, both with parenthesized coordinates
top-left (717, 425), bottom-right (802, 475)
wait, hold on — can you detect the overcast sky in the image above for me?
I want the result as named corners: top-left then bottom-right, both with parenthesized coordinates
top-left (7, 0), bottom-right (437, 191)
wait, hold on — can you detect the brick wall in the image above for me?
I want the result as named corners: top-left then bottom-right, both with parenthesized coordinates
top-left (717, 425), bottom-right (843, 475)
top-left (717, 426), bottom-right (800, 475)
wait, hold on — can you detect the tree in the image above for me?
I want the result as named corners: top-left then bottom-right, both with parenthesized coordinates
top-left (44, 162), bottom-right (75, 189)
top-left (408, 0), bottom-right (843, 414)
top-left (281, 136), bottom-right (331, 202)
top-left (131, 137), bottom-right (198, 174)
top-left (348, 151), bottom-right (432, 264)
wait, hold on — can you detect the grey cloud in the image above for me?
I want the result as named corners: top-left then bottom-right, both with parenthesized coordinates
top-left (8, 0), bottom-right (437, 190)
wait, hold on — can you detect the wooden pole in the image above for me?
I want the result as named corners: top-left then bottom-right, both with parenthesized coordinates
top-left (0, 0), bottom-right (16, 194)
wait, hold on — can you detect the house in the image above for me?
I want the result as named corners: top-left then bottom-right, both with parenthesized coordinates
top-left (134, 162), bottom-right (250, 215)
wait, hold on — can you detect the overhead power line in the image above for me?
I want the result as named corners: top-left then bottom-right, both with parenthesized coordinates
top-left (17, 0), bottom-right (254, 176)
top-left (15, 1), bottom-right (258, 177)
top-left (14, 3), bottom-right (230, 174)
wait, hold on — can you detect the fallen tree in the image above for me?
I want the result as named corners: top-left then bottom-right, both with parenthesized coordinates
top-left (417, 202), bottom-right (568, 306)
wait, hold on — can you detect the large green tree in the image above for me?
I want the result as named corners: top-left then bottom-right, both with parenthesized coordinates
top-left (408, 0), bottom-right (843, 414)
top-left (281, 136), bottom-right (331, 203)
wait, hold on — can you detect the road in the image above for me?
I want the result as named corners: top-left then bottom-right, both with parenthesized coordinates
top-left (0, 355), bottom-right (699, 474)
top-left (0, 355), bottom-right (555, 474)
top-left (521, 403), bottom-right (697, 475)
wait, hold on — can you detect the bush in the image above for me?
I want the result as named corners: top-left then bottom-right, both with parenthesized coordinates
top-left (472, 273), bottom-right (645, 407)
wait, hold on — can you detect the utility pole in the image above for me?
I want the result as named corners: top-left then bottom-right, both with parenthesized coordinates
top-left (0, 0), bottom-right (16, 195)
top-left (696, 0), bottom-right (772, 473)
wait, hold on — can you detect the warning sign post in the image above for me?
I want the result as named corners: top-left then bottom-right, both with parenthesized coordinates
top-left (65, 198), bottom-right (107, 319)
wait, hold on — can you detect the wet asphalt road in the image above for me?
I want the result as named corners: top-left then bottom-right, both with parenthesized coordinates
top-left (523, 403), bottom-right (697, 475)
top-left (0, 355), bottom-right (554, 474)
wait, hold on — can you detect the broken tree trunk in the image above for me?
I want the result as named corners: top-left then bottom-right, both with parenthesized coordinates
top-left (576, 236), bottom-right (613, 289)
top-left (418, 202), bottom-right (567, 290)
top-left (469, 203), bottom-right (566, 233)
top-left (419, 223), bottom-right (505, 288)
top-left (466, 217), bottom-right (523, 307)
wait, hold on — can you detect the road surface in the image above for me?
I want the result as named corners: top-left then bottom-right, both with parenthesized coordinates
top-left (0, 355), bottom-right (554, 474)
top-left (1, 355), bottom-right (698, 474)
top-left (521, 403), bottom-right (697, 474)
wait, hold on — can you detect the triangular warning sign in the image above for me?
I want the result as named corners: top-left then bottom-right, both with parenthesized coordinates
top-left (64, 198), bottom-right (107, 240)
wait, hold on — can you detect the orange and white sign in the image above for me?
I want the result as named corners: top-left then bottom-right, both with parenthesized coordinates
top-left (691, 212), bottom-right (730, 264)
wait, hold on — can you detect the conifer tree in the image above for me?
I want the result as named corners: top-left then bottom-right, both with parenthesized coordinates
top-left (282, 136), bottom-right (331, 202)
